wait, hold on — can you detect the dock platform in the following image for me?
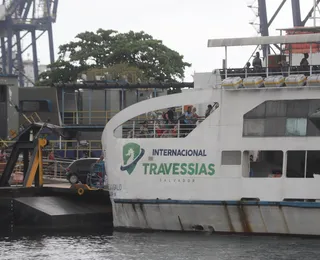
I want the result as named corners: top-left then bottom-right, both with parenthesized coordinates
top-left (0, 186), bottom-right (113, 234)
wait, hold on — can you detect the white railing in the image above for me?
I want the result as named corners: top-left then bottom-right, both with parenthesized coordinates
top-left (219, 65), bottom-right (319, 79)
top-left (42, 159), bottom-right (74, 179)
top-left (121, 118), bottom-right (205, 139)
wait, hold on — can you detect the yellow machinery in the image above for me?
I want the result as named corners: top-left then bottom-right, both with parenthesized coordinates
top-left (0, 124), bottom-right (52, 188)
top-left (0, 123), bottom-right (105, 193)
top-left (23, 138), bottom-right (48, 187)
top-left (71, 184), bottom-right (97, 196)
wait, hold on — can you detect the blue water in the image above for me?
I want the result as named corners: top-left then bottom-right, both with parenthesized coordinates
top-left (0, 231), bottom-right (319, 260)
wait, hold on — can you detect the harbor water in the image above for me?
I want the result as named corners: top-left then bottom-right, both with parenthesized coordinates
top-left (0, 231), bottom-right (320, 260)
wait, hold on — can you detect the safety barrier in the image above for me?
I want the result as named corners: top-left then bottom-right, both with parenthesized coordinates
top-left (219, 66), bottom-right (320, 81)
top-left (0, 140), bottom-right (103, 163)
top-left (62, 108), bottom-right (183, 125)
top-left (0, 161), bottom-right (72, 186)
top-left (44, 140), bottom-right (102, 159)
top-left (121, 118), bottom-right (206, 139)
top-left (63, 110), bottom-right (119, 125)
top-left (42, 159), bottom-right (74, 179)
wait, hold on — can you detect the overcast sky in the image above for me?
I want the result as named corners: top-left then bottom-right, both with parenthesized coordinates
top-left (33, 0), bottom-right (319, 81)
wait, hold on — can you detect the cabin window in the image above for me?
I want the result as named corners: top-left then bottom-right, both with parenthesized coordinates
top-left (221, 151), bottom-right (241, 165)
top-left (243, 99), bottom-right (320, 137)
top-left (242, 150), bottom-right (283, 178)
top-left (286, 150), bottom-right (320, 178)
top-left (21, 101), bottom-right (39, 111)
top-left (306, 151), bottom-right (320, 177)
top-left (286, 151), bottom-right (305, 178)
top-left (20, 100), bottom-right (51, 112)
top-left (0, 85), bottom-right (6, 102)
top-left (243, 119), bottom-right (264, 136)
top-left (285, 118), bottom-right (307, 136)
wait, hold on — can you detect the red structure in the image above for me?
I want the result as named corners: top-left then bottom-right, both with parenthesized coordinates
top-left (285, 27), bottom-right (320, 53)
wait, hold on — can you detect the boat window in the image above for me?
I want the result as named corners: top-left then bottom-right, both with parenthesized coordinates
top-left (243, 99), bottom-right (320, 137)
top-left (242, 150), bottom-right (283, 178)
top-left (20, 100), bottom-right (52, 112)
top-left (114, 102), bottom-right (219, 139)
top-left (286, 151), bottom-right (306, 178)
top-left (306, 151), bottom-right (320, 178)
top-left (285, 118), bottom-right (307, 136)
top-left (0, 85), bottom-right (6, 102)
top-left (287, 150), bottom-right (320, 178)
top-left (221, 151), bottom-right (241, 165)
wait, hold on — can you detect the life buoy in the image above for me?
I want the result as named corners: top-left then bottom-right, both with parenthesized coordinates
top-left (77, 188), bottom-right (85, 196)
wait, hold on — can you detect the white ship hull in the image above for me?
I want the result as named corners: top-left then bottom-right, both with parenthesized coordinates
top-left (112, 200), bottom-right (320, 235)
top-left (102, 85), bottom-right (320, 237)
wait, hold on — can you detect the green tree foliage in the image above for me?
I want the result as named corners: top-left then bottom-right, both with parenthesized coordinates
top-left (38, 29), bottom-right (191, 89)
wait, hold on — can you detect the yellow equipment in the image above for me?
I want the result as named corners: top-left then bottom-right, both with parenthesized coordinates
top-left (23, 138), bottom-right (48, 187)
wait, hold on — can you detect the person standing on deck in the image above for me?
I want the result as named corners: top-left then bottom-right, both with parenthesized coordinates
top-left (205, 105), bottom-right (213, 118)
top-left (300, 53), bottom-right (309, 73)
top-left (252, 52), bottom-right (262, 70)
top-left (300, 53), bottom-right (309, 66)
top-left (165, 107), bottom-right (175, 129)
top-left (184, 106), bottom-right (194, 133)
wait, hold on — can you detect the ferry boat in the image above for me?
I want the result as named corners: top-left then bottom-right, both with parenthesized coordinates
top-left (102, 30), bottom-right (320, 235)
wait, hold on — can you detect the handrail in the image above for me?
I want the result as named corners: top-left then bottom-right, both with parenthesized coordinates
top-left (120, 117), bottom-right (206, 139)
top-left (219, 65), bottom-right (319, 80)
top-left (0, 140), bottom-right (103, 160)
top-left (62, 108), bottom-right (182, 125)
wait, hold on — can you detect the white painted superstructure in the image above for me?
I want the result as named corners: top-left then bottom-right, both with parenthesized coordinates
top-left (102, 32), bottom-right (320, 235)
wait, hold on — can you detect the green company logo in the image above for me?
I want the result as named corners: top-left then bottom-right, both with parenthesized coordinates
top-left (120, 142), bottom-right (145, 174)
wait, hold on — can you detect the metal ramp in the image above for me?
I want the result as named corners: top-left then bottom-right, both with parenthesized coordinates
top-left (0, 188), bottom-right (113, 232)
top-left (15, 196), bottom-right (111, 216)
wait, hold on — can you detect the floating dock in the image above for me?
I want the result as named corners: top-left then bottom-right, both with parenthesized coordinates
top-left (0, 186), bottom-right (112, 234)
top-left (0, 123), bottom-right (113, 235)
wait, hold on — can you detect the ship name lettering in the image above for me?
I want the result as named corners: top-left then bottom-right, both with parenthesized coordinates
top-left (152, 149), bottom-right (207, 157)
top-left (142, 163), bottom-right (215, 176)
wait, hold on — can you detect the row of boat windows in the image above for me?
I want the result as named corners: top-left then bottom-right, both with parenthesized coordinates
top-left (20, 100), bottom-right (52, 112)
top-left (243, 118), bottom-right (316, 137)
top-left (243, 99), bottom-right (320, 137)
top-left (244, 99), bottom-right (320, 119)
top-left (221, 150), bottom-right (320, 178)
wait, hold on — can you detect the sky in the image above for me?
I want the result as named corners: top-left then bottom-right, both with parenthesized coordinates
top-left (31, 0), bottom-right (320, 81)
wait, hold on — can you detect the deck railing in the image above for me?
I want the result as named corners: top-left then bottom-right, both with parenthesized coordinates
top-left (120, 118), bottom-right (206, 139)
top-left (44, 140), bottom-right (102, 159)
top-left (62, 108), bottom-right (183, 125)
top-left (0, 140), bottom-right (103, 160)
top-left (219, 65), bottom-right (319, 80)
top-left (42, 158), bottom-right (74, 179)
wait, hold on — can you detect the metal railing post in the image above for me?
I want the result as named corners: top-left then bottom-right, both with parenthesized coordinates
top-left (54, 161), bottom-right (57, 178)
top-left (153, 121), bottom-right (156, 138)
top-left (133, 121), bottom-right (135, 138)
top-left (178, 120), bottom-right (180, 138)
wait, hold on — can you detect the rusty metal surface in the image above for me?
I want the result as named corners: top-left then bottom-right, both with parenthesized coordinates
top-left (112, 202), bottom-right (320, 236)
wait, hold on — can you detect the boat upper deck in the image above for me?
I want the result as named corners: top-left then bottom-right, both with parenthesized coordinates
top-left (208, 30), bottom-right (320, 80)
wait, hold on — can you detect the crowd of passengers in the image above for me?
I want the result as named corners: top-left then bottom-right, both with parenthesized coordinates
top-left (127, 104), bottom-right (214, 138)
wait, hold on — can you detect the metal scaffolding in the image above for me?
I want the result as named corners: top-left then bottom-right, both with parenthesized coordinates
top-left (247, 0), bottom-right (320, 58)
top-left (0, 0), bottom-right (58, 87)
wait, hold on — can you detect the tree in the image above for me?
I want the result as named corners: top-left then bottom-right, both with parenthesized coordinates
top-left (38, 29), bottom-right (191, 89)
top-left (36, 60), bottom-right (87, 86)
